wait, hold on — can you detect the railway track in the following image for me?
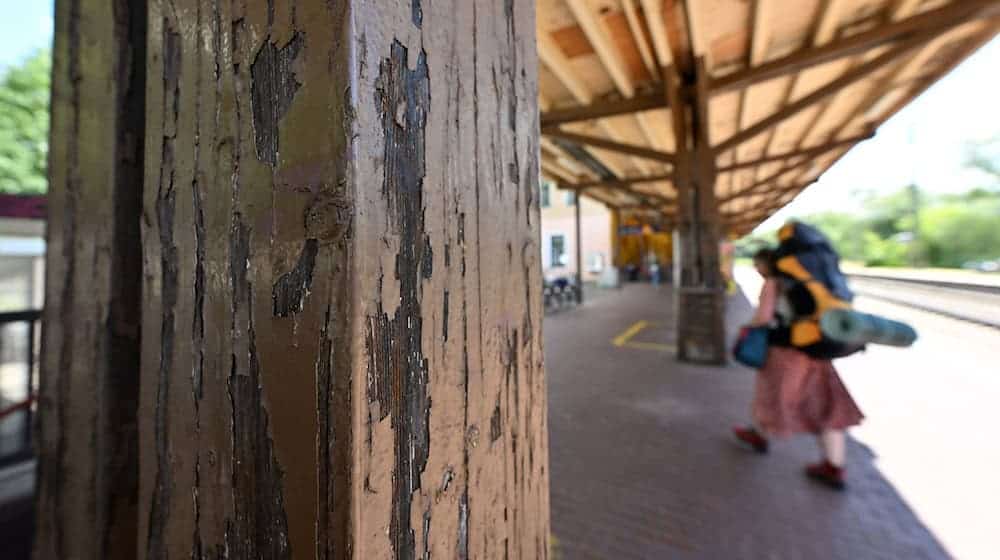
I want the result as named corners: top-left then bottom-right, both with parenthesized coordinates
top-left (846, 272), bottom-right (1000, 329)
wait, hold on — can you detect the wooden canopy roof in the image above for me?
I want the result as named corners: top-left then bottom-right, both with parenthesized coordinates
top-left (537, 0), bottom-right (1000, 235)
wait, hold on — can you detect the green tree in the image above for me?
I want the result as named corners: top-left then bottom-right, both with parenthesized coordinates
top-left (0, 49), bottom-right (51, 194)
top-left (920, 196), bottom-right (1000, 267)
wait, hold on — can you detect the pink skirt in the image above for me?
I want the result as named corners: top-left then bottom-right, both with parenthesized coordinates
top-left (752, 346), bottom-right (864, 438)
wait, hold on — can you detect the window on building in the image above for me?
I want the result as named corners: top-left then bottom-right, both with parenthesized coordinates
top-left (540, 181), bottom-right (551, 208)
top-left (550, 234), bottom-right (566, 268)
top-left (565, 190), bottom-right (576, 206)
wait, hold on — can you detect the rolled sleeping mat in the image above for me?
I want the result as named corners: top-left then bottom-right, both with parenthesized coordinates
top-left (820, 308), bottom-right (918, 348)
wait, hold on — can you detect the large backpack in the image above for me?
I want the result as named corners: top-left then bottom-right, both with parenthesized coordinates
top-left (772, 222), bottom-right (863, 359)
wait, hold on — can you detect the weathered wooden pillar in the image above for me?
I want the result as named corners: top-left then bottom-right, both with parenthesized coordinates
top-left (39, 1), bottom-right (548, 559)
top-left (574, 191), bottom-right (583, 303)
top-left (35, 1), bottom-right (145, 558)
top-left (668, 59), bottom-right (726, 364)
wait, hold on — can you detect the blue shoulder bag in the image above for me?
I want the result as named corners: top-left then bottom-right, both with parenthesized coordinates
top-left (733, 327), bottom-right (769, 368)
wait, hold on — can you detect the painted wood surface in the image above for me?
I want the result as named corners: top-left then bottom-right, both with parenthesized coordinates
top-left (39, 1), bottom-right (548, 559)
top-left (35, 1), bottom-right (145, 559)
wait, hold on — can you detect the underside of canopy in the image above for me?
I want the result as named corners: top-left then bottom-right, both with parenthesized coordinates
top-left (537, 0), bottom-right (1000, 235)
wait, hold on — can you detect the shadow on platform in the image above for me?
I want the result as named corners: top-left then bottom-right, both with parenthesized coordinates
top-left (546, 284), bottom-right (949, 559)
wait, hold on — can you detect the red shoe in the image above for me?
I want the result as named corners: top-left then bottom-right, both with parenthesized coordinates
top-left (733, 426), bottom-right (769, 454)
top-left (805, 461), bottom-right (846, 490)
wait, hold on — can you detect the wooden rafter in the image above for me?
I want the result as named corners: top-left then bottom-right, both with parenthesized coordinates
top-left (566, 0), bottom-right (635, 98)
top-left (757, 0), bottom-right (846, 171)
top-left (874, 27), bottom-right (999, 130)
top-left (829, 24), bottom-right (973, 142)
top-left (724, 184), bottom-right (807, 226)
top-left (710, 0), bottom-right (995, 94)
top-left (534, 0), bottom-right (1000, 234)
top-left (718, 157), bottom-right (818, 205)
top-left (540, 88), bottom-right (666, 128)
top-left (538, 29), bottom-right (634, 177)
top-left (541, 160), bottom-right (579, 184)
top-left (572, 173), bottom-right (674, 190)
top-left (718, 132), bottom-right (873, 173)
top-left (640, 0), bottom-right (673, 67)
top-left (622, 0), bottom-right (657, 78)
top-left (781, 0), bottom-right (931, 188)
top-left (735, 0), bottom-right (773, 159)
top-left (543, 129), bottom-right (675, 164)
top-left (714, 27), bottom-right (935, 155)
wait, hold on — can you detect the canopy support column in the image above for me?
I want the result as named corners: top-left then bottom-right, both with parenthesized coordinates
top-left (38, 1), bottom-right (549, 558)
top-left (575, 192), bottom-right (584, 303)
top-left (669, 59), bottom-right (727, 364)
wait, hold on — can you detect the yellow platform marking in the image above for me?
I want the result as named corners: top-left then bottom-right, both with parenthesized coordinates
top-left (612, 320), bottom-right (675, 352)
top-left (613, 320), bottom-right (649, 347)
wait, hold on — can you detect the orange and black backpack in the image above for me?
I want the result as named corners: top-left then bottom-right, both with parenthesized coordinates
top-left (771, 222), bottom-right (864, 359)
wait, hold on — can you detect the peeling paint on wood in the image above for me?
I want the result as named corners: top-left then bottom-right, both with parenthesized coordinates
top-left (272, 239), bottom-right (319, 317)
top-left (41, 2), bottom-right (547, 559)
top-left (251, 32), bottom-right (305, 166)
top-left (36, 1), bottom-right (146, 559)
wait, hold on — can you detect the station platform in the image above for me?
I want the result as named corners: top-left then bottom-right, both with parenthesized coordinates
top-left (546, 280), bottom-right (999, 559)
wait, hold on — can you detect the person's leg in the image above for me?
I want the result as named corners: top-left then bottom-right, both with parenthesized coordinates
top-left (821, 429), bottom-right (846, 467)
top-left (808, 429), bottom-right (846, 490)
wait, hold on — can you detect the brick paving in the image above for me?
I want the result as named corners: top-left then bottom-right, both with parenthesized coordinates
top-left (546, 283), bottom-right (953, 560)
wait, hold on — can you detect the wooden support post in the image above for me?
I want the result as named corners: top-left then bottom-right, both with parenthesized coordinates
top-left (610, 207), bottom-right (622, 269)
top-left (670, 58), bottom-right (727, 364)
top-left (35, 2), bottom-right (145, 559)
top-left (38, 1), bottom-right (549, 559)
top-left (575, 192), bottom-right (584, 303)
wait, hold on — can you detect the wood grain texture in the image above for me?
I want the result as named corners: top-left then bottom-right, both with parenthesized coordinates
top-left (36, 1), bottom-right (145, 558)
top-left (132, 1), bottom-right (546, 559)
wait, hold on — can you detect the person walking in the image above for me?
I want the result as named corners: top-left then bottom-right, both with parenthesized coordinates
top-left (733, 247), bottom-right (864, 490)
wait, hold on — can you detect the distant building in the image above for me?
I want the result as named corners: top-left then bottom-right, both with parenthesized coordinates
top-left (0, 195), bottom-right (45, 312)
top-left (539, 180), bottom-right (611, 283)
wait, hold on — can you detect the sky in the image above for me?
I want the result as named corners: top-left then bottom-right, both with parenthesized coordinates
top-left (759, 35), bottom-right (1000, 230)
top-left (0, 1), bottom-right (997, 230)
top-left (0, 1), bottom-right (52, 71)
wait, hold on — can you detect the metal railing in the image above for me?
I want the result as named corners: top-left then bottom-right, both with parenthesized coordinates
top-left (0, 310), bottom-right (40, 468)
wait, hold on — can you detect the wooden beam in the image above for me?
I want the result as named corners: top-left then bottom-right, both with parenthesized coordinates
top-left (567, 0), bottom-right (635, 97)
top-left (664, 68), bottom-right (686, 154)
top-left (875, 27), bottom-right (999, 130)
top-left (539, 29), bottom-right (639, 177)
top-left (735, 178), bottom-right (810, 219)
top-left (538, 91), bottom-right (553, 112)
top-left (718, 132), bottom-right (873, 172)
top-left (541, 160), bottom-right (580, 184)
top-left (641, 0), bottom-right (673, 66)
top-left (782, 0), bottom-right (938, 185)
top-left (725, 180), bottom-right (815, 224)
top-left (543, 129), bottom-right (676, 164)
top-left (749, 0), bottom-right (772, 65)
top-left (735, 0), bottom-right (773, 163)
top-left (572, 173), bottom-right (674, 189)
top-left (602, 184), bottom-right (675, 205)
top-left (718, 157), bottom-right (817, 204)
top-left (827, 22), bottom-right (977, 143)
top-left (813, 0), bottom-right (848, 46)
top-left (539, 88), bottom-right (667, 127)
top-left (561, 179), bottom-right (675, 205)
top-left (538, 30), bottom-right (592, 103)
top-left (710, 0), bottom-right (996, 94)
top-left (713, 28), bottom-right (933, 155)
top-left (683, 0), bottom-right (710, 62)
top-left (36, 1), bottom-right (145, 557)
top-left (623, 0), bottom-right (657, 78)
top-left (758, 0), bottom-right (846, 165)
